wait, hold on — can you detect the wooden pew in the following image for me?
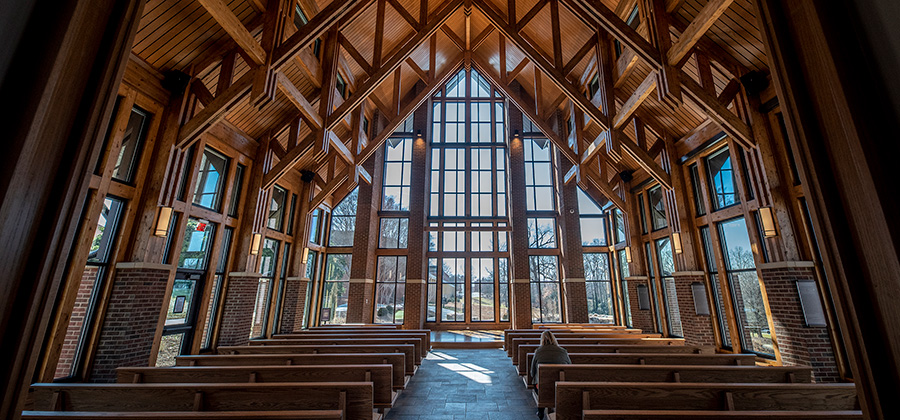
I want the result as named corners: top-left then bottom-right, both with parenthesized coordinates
top-left (252, 337), bottom-right (426, 359)
top-left (524, 353), bottom-right (757, 385)
top-left (22, 411), bottom-right (344, 419)
top-left (503, 328), bottom-right (643, 349)
top-left (514, 338), bottom-right (687, 365)
top-left (533, 323), bottom-right (627, 328)
top-left (518, 344), bottom-right (714, 375)
top-left (554, 382), bottom-right (860, 420)
top-left (504, 332), bottom-right (659, 356)
top-left (275, 330), bottom-right (432, 350)
top-left (175, 353), bottom-right (408, 389)
top-left (118, 364), bottom-right (396, 409)
top-left (28, 383), bottom-right (374, 419)
top-left (508, 336), bottom-right (667, 359)
top-left (309, 324), bottom-right (398, 329)
top-left (218, 344), bottom-right (418, 374)
top-left (581, 410), bottom-right (864, 419)
top-left (536, 364), bottom-right (813, 408)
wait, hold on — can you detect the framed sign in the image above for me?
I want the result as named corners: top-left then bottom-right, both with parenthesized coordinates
top-left (691, 282), bottom-right (710, 316)
top-left (321, 307), bottom-right (332, 322)
top-left (173, 296), bottom-right (186, 314)
top-left (797, 280), bottom-right (827, 327)
top-left (637, 284), bottom-right (651, 310)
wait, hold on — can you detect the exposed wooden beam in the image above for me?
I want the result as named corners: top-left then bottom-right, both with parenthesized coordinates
top-left (198, 0), bottom-right (266, 65)
top-left (620, 135), bottom-right (672, 189)
top-left (442, 24), bottom-right (467, 51)
top-left (667, 0), bottom-right (735, 65)
top-left (276, 72), bottom-right (323, 130)
top-left (471, 26), bottom-right (496, 51)
top-left (310, 166), bottom-right (351, 210)
top-left (359, 54), bottom-right (465, 164)
top-left (563, 0), bottom-right (662, 68)
top-left (177, 71), bottom-right (253, 148)
top-left (324, 0), bottom-right (463, 132)
top-left (262, 132), bottom-right (317, 189)
top-left (387, 0), bottom-right (420, 29)
top-left (563, 33), bottom-right (598, 76)
top-left (648, 0), bottom-right (682, 107)
top-left (680, 71), bottom-right (754, 148)
top-left (471, 55), bottom-right (579, 164)
top-left (406, 57), bottom-right (429, 82)
top-left (272, 0), bottom-right (369, 69)
top-left (339, 33), bottom-right (374, 75)
top-left (613, 70), bottom-right (657, 129)
top-left (507, 58), bottom-right (530, 82)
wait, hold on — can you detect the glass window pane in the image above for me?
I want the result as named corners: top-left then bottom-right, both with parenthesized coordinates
top-left (88, 198), bottom-right (125, 264)
top-left (320, 254), bottom-right (352, 325)
top-left (178, 218), bottom-right (215, 270)
top-left (706, 148), bottom-right (739, 210)
top-left (584, 253), bottom-right (613, 324)
top-left (267, 186), bottom-right (287, 231)
top-left (375, 256), bottom-right (406, 324)
top-left (580, 216), bottom-right (607, 246)
top-left (328, 188), bottom-right (358, 247)
top-left (192, 147), bottom-right (229, 211)
top-left (228, 164), bottom-right (245, 217)
top-left (165, 278), bottom-right (197, 327)
top-left (529, 255), bottom-right (561, 323)
top-left (250, 277), bottom-right (271, 338)
top-left (259, 238), bottom-right (280, 277)
top-left (154, 333), bottom-right (185, 367)
top-left (719, 218), bottom-right (772, 354)
top-left (649, 185), bottom-right (667, 230)
top-left (111, 107), bottom-right (149, 183)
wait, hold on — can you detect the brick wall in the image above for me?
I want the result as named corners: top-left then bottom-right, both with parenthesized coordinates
top-left (507, 108), bottom-right (532, 329)
top-left (559, 173), bottom-right (588, 323)
top-left (512, 281), bottom-right (532, 329)
top-left (403, 281), bottom-right (424, 329)
top-left (217, 274), bottom-right (260, 347)
top-left (403, 104), bottom-right (429, 329)
top-left (626, 277), bottom-right (655, 333)
top-left (347, 281), bottom-right (374, 323)
top-left (54, 265), bottom-right (100, 378)
top-left (278, 277), bottom-right (305, 333)
top-left (88, 265), bottom-right (169, 382)
top-left (759, 264), bottom-right (840, 382)
top-left (673, 273), bottom-right (716, 346)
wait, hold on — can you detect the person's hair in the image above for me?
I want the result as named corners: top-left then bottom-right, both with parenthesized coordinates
top-left (540, 330), bottom-right (559, 346)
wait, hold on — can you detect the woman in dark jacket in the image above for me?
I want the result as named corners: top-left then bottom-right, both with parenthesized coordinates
top-left (531, 330), bottom-right (571, 419)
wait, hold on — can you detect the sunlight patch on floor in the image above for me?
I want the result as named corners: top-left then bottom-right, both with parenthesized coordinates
top-left (437, 362), bottom-right (495, 384)
top-left (426, 351), bottom-right (459, 360)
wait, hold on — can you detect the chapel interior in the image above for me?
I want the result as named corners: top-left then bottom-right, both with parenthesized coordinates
top-left (1, 0), bottom-right (900, 419)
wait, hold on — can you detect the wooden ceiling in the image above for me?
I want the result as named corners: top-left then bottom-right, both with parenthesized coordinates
top-left (130, 0), bottom-right (770, 208)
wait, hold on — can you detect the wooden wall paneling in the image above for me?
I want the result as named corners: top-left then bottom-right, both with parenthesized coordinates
top-left (0, 0), bottom-right (146, 416)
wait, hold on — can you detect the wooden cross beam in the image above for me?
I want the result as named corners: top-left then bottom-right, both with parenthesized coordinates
top-left (324, 0), bottom-right (464, 132)
top-left (197, 0), bottom-right (266, 65)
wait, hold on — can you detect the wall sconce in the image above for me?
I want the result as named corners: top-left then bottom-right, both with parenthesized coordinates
top-left (624, 246), bottom-right (633, 263)
top-left (759, 207), bottom-right (778, 238)
top-left (302, 247), bottom-right (310, 264)
top-left (249, 233), bottom-right (262, 255)
top-left (513, 129), bottom-right (520, 139)
top-left (672, 232), bottom-right (683, 254)
top-left (154, 206), bottom-right (173, 237)
top-left (416, 129), bottom-right (423, 139)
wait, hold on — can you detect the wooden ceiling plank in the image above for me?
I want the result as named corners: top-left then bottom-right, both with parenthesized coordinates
top-left (276, 72), bottom-right (323, 130)
top-left (325, 0), bottom-right (464, 132)
top-left (614, 70), bottom-right (658, 129)
top-left (679, 70), bottom-right (753, 148)
top-left (197, 0), bottom-right (266, 65)
top-left (178, 71), bottom-right (254, 148)
top-left (359, 54), bottom-right (465, 164)
top-left (471, 54), bottom-right (579, 164)
top-left (518, 0), bottom-right (548, 31)
top-left (387, 0), bottom-right (422, 29)
top-left (339, 33), bottom-right (374, 75)
top-left (667, 0), bottom-right (736, 66)
top-left (563, 33), bottom-right (597, 77)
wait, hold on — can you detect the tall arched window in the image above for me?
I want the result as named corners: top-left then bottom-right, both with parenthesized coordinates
top-left (425, 69), bottom-right (510, 324)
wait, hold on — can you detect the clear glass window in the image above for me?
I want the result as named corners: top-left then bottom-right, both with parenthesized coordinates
top-left (192, 147), bottom-right (229, 211)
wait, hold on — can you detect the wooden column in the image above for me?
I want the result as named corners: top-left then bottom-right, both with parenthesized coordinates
top-left (758, 1), bottom-right (900, 418)
top-left (0, 0), bottom-right (145, 416)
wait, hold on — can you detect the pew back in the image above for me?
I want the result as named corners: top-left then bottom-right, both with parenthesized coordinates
top-left (22, 411), bottom-right (344, 419)
top-left (174, 353), bottom-right (406, 389)
top-left (525, 353), bottom-right (757, 384)
top-left (554, 382), bottom-right (859, 420)
top-left (511, 338), bottom-right (683, 362)
top-left (536, 364), bottom-right (813, 407)
top-left (581, 410), bottom-right (864, 419)
top-left (217, 344), bottom-right (417, 374)
top-left (28, 383), bottom-right (374, 419)
top-left (117, 364), bottom-right (394, 408)
top-left (251, 337), bottom-right (425, 358)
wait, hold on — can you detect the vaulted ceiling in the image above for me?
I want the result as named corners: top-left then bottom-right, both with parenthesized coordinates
top-left (132, 0), bottom-right (769, 209)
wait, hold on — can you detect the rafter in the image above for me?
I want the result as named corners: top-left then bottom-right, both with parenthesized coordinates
top-left (177, 72), bottom-right (253, 148)
top-left (198, 0), bottom-right (266, 65)
top-left (613, 70), bottom-right (658, 129)
top-left (324, 0), bottom-right (463, 132)
top-left (276, 72), bottom-right (323, 130)
top-left (667, 0), bottom-right (735, 66)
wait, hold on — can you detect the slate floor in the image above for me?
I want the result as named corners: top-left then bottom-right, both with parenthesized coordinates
top-left (384, 348), bottom-right (538, 420)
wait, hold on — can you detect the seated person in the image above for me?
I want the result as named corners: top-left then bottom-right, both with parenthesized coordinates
top-left (530, 330), bottom-right (571, 419)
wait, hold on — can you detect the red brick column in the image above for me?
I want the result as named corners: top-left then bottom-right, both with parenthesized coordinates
top-left (403, 280), bottom-right (425, 329)
top-left (217, 273), bottom-right (261, 347)
top-left (347, 280), bottom-right (374, 323)
top-left (512, 280), bottom-right (533, 329)
top-left (625, 276), bottom-right (655, 333)
top-left (347, 145), bottom-right (381, 324)
top-left (278, 277), bottom-right (310, 333)
top-left (54, 266), bottom-right (100, 377)
top-left (673, 272), bottom-right (716, 346)
top-left (759, 262), bottom-right (840, 382)
top-left (88, 264), bottom-right (170, 382)
top-left (559, 171), bottom-right (588, 323)
top-left (402, 105), bottom-right (429, 329)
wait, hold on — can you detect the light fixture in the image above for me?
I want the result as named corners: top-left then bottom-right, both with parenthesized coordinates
top-left (154, 206), bottom-right (173, 237)
top-left (249, 233), bottom-right (262, 255)
top-left (759, 207), bottom-right (778, 238)
top-left (672, 232), bottom-right (683, 254)
top-left (302, 247), bottom-right (310, 264)
top-left (624, 246), bottom-right (633, 263)
top-left (416, 129), bottom-right (423, 139)
top-left (513, 129), bottom-right (520, 138)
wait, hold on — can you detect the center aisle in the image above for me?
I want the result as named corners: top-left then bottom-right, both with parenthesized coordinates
top-left (385, 348), bottom-right (537, 419)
